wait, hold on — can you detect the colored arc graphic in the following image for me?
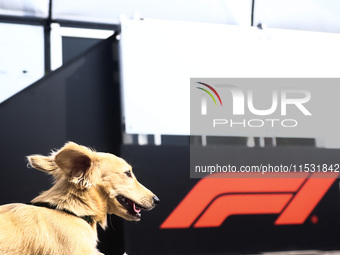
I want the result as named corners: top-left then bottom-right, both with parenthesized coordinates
top-left (196, 82), bottom-right (223, 106)
top-left (196, 87), bottom-right (217, 105)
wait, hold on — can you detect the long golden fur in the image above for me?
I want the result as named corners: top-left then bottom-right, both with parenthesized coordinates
top-left (0, 142), bottom-right (159, 255)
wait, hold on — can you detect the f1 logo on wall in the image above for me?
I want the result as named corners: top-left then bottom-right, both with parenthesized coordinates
top-left (160, 172), bottom-right (339, 229)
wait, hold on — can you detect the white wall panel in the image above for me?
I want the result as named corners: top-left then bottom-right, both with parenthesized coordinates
top-left (254, 0), bottom-right (340, 33)
top-left (120, 19), bottom-right (340, 139)
top-left (0, 0), bottom-right (49, 18)
top-left (53, 0), bottom-right (252, 25)
top-left (0, 23), bottom-right (44, 103)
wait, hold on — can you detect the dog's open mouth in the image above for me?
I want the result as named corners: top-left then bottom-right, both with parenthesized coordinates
top-left (116, 195), bottom-right (145, 219)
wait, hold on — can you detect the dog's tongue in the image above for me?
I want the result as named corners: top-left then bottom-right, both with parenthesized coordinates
top-left (133, 203), bottom-right (141, 213)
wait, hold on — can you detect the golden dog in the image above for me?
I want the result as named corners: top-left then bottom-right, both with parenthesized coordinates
top-left (0, 142), bottom-right (159, 255)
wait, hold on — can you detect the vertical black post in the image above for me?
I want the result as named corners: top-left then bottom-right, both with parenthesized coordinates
top-left (251, 0), bottom-right (255, 26)
top-left (44, 0), bottom-right (52, 73)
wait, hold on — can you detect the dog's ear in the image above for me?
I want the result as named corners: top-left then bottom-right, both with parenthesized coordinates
top-left (54, 142), bottom-right (96, 189)
top-left (27, 155), bottom-right (58, 173)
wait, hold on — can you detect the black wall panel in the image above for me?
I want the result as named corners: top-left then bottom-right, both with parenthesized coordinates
top-left (121, 145), bottom-right (340, 255)
top-left (62, 37), bottom-right (102, 64)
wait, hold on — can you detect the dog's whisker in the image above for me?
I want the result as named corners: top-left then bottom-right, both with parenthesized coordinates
top-left (108, 215), bottom-right (115, 231)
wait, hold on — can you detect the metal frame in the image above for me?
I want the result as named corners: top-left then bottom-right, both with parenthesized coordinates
top-left (0, 0), bottom-right (120, 75)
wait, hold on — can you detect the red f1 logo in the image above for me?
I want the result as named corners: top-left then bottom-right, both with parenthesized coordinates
top-left (160, 172), bottom-right (339, 229)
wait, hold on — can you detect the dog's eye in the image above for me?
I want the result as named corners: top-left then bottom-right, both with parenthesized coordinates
top-left (125, 170), bottom-right (132, 178)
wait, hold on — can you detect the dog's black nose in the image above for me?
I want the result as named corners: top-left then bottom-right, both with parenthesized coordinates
top-left (153, 196), bottom-right (160, 205)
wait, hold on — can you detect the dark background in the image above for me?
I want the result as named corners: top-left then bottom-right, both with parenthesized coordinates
top-left (122, 145), bottom-right (340, 255)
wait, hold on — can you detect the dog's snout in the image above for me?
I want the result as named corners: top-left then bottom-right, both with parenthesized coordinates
top-left (153, 196), bottom-right (160, 205)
